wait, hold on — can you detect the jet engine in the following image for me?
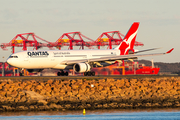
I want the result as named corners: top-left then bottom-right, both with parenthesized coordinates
top-left (73, 63), bottom-right (91, 73)
top-left (27, 69), bottom-right (43, 73)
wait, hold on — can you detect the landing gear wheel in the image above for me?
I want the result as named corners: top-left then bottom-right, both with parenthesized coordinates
top-left (84, 72), bottom-right (88, 76)
top-left (61, 71), bottom-right (65, 76)
top-left (64, 71), bottom-right (68, 76)
top-left (57, 72), bottom-right (61, 76)
top-left (91, 71), bottom-right (95, 76)
top-left (88, 72), bottom-right (92, 76)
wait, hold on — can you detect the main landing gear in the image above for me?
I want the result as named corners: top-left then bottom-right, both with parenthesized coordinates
top-left (57, 70), bottom-right (68, 76)
top-left (84, 71), bottom-right (95, 76)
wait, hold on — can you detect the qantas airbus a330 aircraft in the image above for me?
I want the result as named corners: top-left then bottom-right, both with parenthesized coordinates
top-left (6, 22), bottom-right (174, 76)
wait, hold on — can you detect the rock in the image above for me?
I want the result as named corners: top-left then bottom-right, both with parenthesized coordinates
top-left (2, 105), bottom-right (11, 111)
top-left (0, 77), bottom-right (180, 111)
top-left (35, 85), bottom-right (43, 91)
top-left (47, 79), bottom-right (53, 84)
top-left (24, 85), bottom-right (32, 91)
top-left (49, 103), bottom-right (58, 110)
top-left (71, 84), bottom-right (78, 90)
top-left (29, 105), bottom-right (35, 110)
top-left (37, 99), bottom-right (48, 105)
top-left (24, 91), bottom-right (44, 100)
top-left (17, 106), bottom-right (26, 111)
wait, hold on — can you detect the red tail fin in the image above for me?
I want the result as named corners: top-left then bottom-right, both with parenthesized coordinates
top-left (115, 22), bottom-right (140, 55)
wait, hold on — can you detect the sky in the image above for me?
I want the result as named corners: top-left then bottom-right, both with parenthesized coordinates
top-left (0, 0), bottom-right (179, 63)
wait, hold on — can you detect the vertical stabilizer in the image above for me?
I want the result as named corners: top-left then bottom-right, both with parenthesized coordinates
top-left (115, 22), bottom-right (140, 55)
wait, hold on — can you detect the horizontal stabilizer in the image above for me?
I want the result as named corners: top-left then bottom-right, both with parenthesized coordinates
top-left (134, 48), bottom-right (161, 54)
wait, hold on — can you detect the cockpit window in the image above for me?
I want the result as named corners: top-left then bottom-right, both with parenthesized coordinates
top-left (10, 56), bottom-right (18, 58)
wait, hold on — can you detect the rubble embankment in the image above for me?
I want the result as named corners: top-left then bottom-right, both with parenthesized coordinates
top-left (0, 77), bottom-right (180, 112)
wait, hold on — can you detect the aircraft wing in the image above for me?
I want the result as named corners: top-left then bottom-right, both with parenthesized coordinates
top-left (62, 48), bottom-right (174, 65)
top-left (134, 47), bottom-right (161, 54)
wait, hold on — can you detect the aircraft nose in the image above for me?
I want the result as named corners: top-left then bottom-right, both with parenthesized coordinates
top-left (6, 54), bottom-right (20, 67)
top-left (6, 58), bottom-right (12, 65)
top-left (6, 58), bottom-right (16, 66)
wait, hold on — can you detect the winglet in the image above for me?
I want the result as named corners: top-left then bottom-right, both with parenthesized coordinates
top-left (166, 48), bottom-right (174, 54)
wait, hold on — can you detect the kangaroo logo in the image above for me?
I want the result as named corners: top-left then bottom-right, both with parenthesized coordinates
top-left (115, 22), bottom-right (139, 55)
top-left (120, 30), bottom-right (137, 55)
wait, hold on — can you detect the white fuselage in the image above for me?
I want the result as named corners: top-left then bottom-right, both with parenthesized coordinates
top-left (7, 49), bottom-right (120, 69)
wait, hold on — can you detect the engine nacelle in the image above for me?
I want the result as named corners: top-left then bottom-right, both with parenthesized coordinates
top-left (27, 69), bottom-right (43, 73)
top-left (73, 63), bottom-right (91, 73)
